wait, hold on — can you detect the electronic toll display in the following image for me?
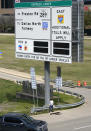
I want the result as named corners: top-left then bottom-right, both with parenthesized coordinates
top-left (15, 0), bottom-right (72, 63)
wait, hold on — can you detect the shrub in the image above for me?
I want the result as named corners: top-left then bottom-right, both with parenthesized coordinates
top-left (84, 10), bottom-right (91, 29)
top-left (0, 15), bottom-right (14, 33)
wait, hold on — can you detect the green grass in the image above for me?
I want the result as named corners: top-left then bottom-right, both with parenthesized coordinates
top-left (0, 35), bottom-right (44, 75)
top-left (0, 78), bottom-right (36, 114)
top-left (0, 78), bottom-right (21, 103)
top-left (0, 35), bottom-right (91, 85)
top-left (53, 92), bottom-right (80, 105)
top-left (0, 78), bottom-right (80, 115)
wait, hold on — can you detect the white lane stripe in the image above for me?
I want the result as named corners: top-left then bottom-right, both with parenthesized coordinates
top-left (74, 125), bottom-right (91, 130)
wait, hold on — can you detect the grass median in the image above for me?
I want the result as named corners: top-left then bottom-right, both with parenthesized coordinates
top-left (0, 35), bottom-right (91, 85)
top-left (0, 78), bottom-right (81, 115)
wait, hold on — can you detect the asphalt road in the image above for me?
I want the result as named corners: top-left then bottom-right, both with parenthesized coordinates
top-left (49, 116), bottom-right (91, 131)
top-left (34, 86), bottom-right (91, 131)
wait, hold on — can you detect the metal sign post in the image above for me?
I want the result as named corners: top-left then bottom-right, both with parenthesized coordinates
top-left (33, 89), bottom-right (35, 107)
top-left (36, 88), bottom-right (38, 107)
top-left (30, 67), bottom-right (37, 107)
top-left (45, 61), bottom-right (50, 106)
top-left (56, 67), bottom-right (62, 104)
top-left (57, 87), bottom-right (60, 104)
top-left (78, 0), bottom-right (80, 62)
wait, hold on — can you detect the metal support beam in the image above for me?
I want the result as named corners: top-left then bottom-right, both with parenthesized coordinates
top-left (0, 0), bottom-right (1, 8)
top-left (78, 0), bottom-right (80, 62)
top-left (44, 61), bottom-right (50, 106)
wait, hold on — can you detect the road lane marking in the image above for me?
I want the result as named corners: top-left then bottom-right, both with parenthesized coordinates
top-left (74, 125), bottom-right (91, 130)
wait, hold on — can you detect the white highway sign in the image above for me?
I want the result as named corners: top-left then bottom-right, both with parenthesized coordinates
top-left (15, 0), bottom-right (72, 63)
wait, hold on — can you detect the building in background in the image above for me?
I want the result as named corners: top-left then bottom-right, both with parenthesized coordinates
top-left (84, 0), bottom-right (91, 36)
top-left (0, 0), bottom-right (14, 33)
top-left (0, 0), bottom-right (91, 15)
top-left (0, 0), bottom-right (45, 15)
top-left (84, 0), bottom-right (91, 12)
top-left (84, 0), bottom-right (91, 5)
top-left (0, 0), bottom-right (14, 15)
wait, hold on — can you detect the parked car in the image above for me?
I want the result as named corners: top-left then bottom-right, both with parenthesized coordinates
top-left (0, 112), bottom-right (48, 131)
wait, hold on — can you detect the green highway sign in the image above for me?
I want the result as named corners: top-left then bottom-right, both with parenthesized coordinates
top-left (15, 0), bottom-right (72, 8)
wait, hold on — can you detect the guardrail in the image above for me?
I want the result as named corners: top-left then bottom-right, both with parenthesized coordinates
top-left (16, 80), bottom-right (85, 113)
top-left (17, 80), bottom-right (75, 88)
top-left (83, 86), bottom-right (91, 89)
top-left (31, 88), bottom-right (85, 113)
